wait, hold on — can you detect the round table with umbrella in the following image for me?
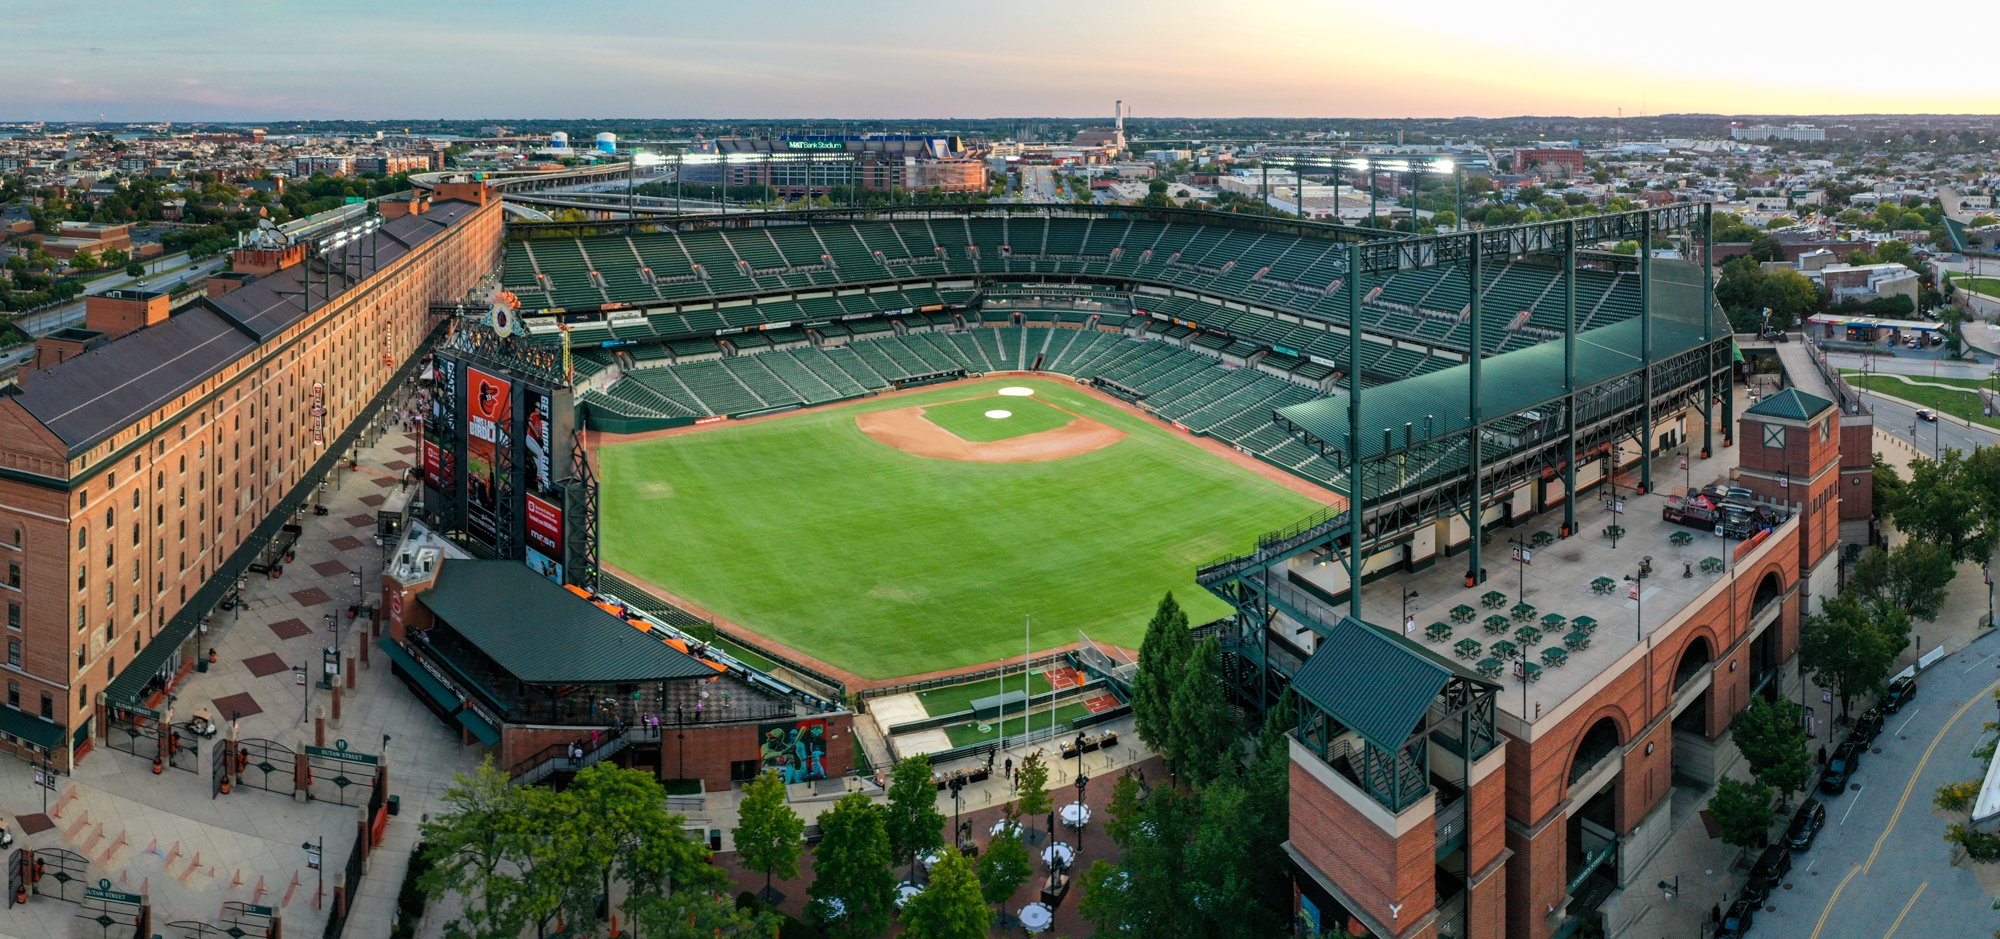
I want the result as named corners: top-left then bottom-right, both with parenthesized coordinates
top-left (895, 882), bottom-right (924, 909)
top-left (1060, 801), bottom-right (1092, 829)
top-left (991, 817), bottom-right (1023, 838)
top-left (1019, 901), bottom-right (1054, 933)
top-left (1042, 841), bottom-right (1075, 870)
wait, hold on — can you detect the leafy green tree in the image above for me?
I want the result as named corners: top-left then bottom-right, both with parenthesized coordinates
top-left (1015, 750), bottom-right (1052, 819)
top-left (1851, 542), bottom-right (1956, 623)
top-left (1731, 697), bottom-right (1812, 806)
top-left (884, 755), bottom-right (945, 879)
top-left (734, 769), bottom-right (804, 900)
top-left (70, 248), bottom-right (99, 271)
top-left (567, 763), bottom-right (713, 933)
top-left (1132, 592), bottom-right (1192, 758)
top-left (1872, 453), bottom-right (1907, 523)
top-left (1710, 777), bottom-right (1776, 855)
top-left (1102, 772), bottom-right (1146, 849)
top-left (1757, 267), bottom-right (1821, 330)
top-left (418, 758), bottom-right (540, 939)
top-left (1893, 448), bottom-right (2000, 564)
top-left (124, 261), bottom-right (144, 278)
top-left (1801, 592), bottom-right (1904, 717)
top-left (810, 793), bottom-right (898, 939)
top-left (975, 816), bottom-right (1032, 919)
top-left (99, 248), bottom-right (129, 269)
top-left (900, 847), bottom-right (989, 939)
top-left (1169, 636), bottom-right (1239, 786)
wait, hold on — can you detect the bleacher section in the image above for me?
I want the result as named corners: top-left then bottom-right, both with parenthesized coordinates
top-left (506, 218), bottom-right (1646, 365)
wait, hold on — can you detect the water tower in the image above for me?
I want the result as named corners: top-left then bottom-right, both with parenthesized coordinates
top-left (548, 131), bottom-right (569, 150)
top-left (595, 132), bottom-right (618, 154)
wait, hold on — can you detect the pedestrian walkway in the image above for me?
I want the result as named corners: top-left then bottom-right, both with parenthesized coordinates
top-left (3, 381), bottom-right (478, 938)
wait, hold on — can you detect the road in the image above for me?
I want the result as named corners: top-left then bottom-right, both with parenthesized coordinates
top-left (1, 253), bottom-right (226, 372)
top-left (1757, 636), bottom-right (2000, 939)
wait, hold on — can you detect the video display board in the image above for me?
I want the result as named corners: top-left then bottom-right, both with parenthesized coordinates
top-left (426, 353), bottom-right (578, 584)
top-left (464, 367), bottom-right (512, 546)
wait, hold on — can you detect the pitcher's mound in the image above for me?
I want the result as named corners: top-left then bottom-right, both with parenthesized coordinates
top-left (857, 402), bottom-right (1124, 463)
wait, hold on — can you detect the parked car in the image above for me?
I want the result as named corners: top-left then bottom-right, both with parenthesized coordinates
top-left (1916, 408), bottom-right (1939, 422)
top-left (1882, 675), bottom-right (1917, 713)
top-left (1820, 740), bottom-right (1863, 794)
top-left (1716, 898), bottom-right (1757, 938)
top-left (1712, 899), bottom-right (1760, 935)
top-left (1741, 844), bottom-right (1792, 906)
top-left (1849, 708), bottom-right (1884, 747)
top-left (1786, 799), bottom-right (1827, 850)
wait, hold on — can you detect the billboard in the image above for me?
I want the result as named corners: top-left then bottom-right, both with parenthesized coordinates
top-left (524, 387), bottom-right (555, 498)
top-left (759, 718), bottom-right (830, 783)
top-left (523, 493), bottom-right (564, 584)
top-left (465, 367), bottom-right (511, 545)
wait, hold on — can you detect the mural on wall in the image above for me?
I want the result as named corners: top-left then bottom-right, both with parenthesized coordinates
top-left (759, 719), bottom-right (829, 783)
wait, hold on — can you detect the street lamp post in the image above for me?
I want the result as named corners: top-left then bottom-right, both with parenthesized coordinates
top-left (1625, 556), bottom-right (1653, 644)
top-left (1401, 589), bottom-right (1420, 635)
top-left (292, 664), bottom-right (309, 724)
top-left (1509, 538), bottom-right (1532, 600)
top-left (302, 837), bottom-right (323, 906)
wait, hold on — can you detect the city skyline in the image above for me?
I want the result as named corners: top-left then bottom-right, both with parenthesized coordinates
top-left (7, 0), bottom-right (2000, 122)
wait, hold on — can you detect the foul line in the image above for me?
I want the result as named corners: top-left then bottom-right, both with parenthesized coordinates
top-left (1864, 674), bottom-right (2000, 874)
top-left (1807, 865), bottom-right (1862, 939)
top-left (1882, 881), bottom-right (1926, 938)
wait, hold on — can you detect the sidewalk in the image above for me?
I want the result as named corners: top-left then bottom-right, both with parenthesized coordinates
top-left (1, 382), bottom-right (477, 938)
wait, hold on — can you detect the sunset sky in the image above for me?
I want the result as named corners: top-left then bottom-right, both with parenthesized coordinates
top-left (7, 0), bottom-right (1998, 121)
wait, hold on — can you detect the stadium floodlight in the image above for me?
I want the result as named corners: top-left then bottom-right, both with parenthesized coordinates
top-left (631, 151), bottom-right (667, 168)
top-left (1427, 159), bottom-right (1455, 174)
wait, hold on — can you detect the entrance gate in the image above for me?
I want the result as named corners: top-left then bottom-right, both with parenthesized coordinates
top-left (104, 704), bottom-right (162, 761)
top-left (75, 883), bottom-right (147, 939)
top-left (304, 743), bottom-right (381, 807)
top-left (23, 847), bottom-right (92, 904)
top-left (166, 722), bottom-right (201, 775)
top-left (164, 901), bottom-right (278, 939)
top-left (233, 738), bottom-right (296, 796)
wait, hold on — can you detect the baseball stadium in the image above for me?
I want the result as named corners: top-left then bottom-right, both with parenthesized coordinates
top-left (416, 168), bottom-right (1847, 937)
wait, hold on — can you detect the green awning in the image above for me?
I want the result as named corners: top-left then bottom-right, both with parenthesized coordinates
top-left (0, 706), bottom-right (66, 752)
top-left (377, 638), bottom-right (461, 715)
top-left (456, 708), bottom-right (501, 747)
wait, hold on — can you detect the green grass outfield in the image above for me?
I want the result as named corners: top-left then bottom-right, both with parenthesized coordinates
top-left (943, 701), bottom-right (1093, 748)
top-left (916, 672), bottom-right (1056, 717)
top-left (598, 378), bottom-right (1328, 679)
top-left (920, 395), bottom-right (1072, 442)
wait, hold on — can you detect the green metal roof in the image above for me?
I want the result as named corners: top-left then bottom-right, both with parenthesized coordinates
top-left (377, 638), bottom-right (461, 713)
top-left (1289, 615), bottom-right (1459, 753)
top-left (0, 705), bottom-right (66, 752)
top-left (1744, 387), bottom-right (1833, 422)
top-left (420, 561), bottom-right (719, 684)
top-left (1275, 313), bottom-right (1714, 463)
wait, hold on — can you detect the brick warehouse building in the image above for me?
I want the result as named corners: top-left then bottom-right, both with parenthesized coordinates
top-left (0, 183), bottom-right (503, 769)
top-left (1276, 389), bottom-right (1849, 939)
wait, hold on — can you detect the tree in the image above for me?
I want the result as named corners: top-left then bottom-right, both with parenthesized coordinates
top-left (734, 769), bottom-right (804, 901)
top-left (1892, 449), bottom-right (2000, 564)
top-left (1132, 592), bottom-right (1192, 758)
top-left (100, 247), bottom-right (129, 269)
top-left (70, 248), bottom-right (99, 271)
top-left (1801, 592), bottom-right (1903, 717)
top-left (1015, 750), bottom-right (1052, 819)
top-left (884, 755), bottom-right (945, 879)
top-left (124, 261), bottom-right (144, 278)
top-left (1757, 267), bottom-right (1822, 330)
top-left (419, 758), bottom-right (541, 939)
top-left (567, 763), bottom-right (713, 934)
top-left (1872, 453), bottom-right (1907, 523)
top-left (1169, 636), bottom-right (1239, 786)
top-left (1851, 542), bottom-right (1956, 623)
top-left (1731, 697), bottom-right (1812, 806)
top-left (810, 793), bottom-right (898, 939)
top-left (901, 848), bottom-right (989, 939)
top-left (975, 817), bottom-right (1032, 920)
top-left (1709, 778), bottom-right (1776, 855)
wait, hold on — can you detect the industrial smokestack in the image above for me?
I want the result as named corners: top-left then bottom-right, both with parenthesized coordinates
top-left (1115, 100), bottom-right (1124, 137)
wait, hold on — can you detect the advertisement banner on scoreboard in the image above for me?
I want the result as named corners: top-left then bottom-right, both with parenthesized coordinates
top-left (524, 493), bottom-right (563, 557)
top-left (422, 440), bottom-right (443, 486)
top-left (465, 367), bottom-right (511, 545)
top-left (524, 387), bottom-right (555, 498)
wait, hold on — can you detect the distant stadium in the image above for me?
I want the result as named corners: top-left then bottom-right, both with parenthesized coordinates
top-left (452, 200), bottom-right (1701, 687)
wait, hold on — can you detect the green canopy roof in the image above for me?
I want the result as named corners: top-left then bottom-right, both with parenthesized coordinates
top-left (420, 561), bottom-right (718, 684)
top-left (1289, 615), bottom-right (1477, 753)
top-left (1744, 387), bottom-right (1833, 422)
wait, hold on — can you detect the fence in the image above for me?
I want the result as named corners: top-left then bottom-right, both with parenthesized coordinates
top-left (857, 650), bottom-right (1074, 703)
top-left (596, 572), bottom-right (848, 703)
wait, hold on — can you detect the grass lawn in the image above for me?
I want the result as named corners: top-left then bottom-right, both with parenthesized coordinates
top-left (1957, 276), bottom-right (2000, 298)
top-left (1838, 369), bottom-right (1997, 393)
top-left (941, 701), bottom-right (1093, 748)
top-left (599, 378), bottom-right (1327, 679)
top-left (712, 637), bottom-right (777, 673)
top-left (916, 672), bottom-right (1056, 717)
top-left (920, 394), bottom-right (1073, 442)
top-left (1842, 373), bottom-right (2000, 429)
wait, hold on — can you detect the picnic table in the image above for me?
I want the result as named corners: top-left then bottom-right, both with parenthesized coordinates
top-left (1701, 556), bottom-right (1725, 574)
top-left (1483, 614), bottom-right (1511, 635)
top-left (1454, 638), bottom-right (1483, 660)
top-left (1511, 602), bottom-right (1537, 622)
top-left (1571, 615), bottom-right (1598, 634)
top-left (1540, 613), bottom-right (1567, 631)
top-left (1603, 524), bottom-right (1626, 539)
top-left (1564, 631), bottom-right (1592, 650)
top-left (1541, 647), bottom-right (1568, 668)
top-left (1518, 661), bottom-right (1543, 683)
top-left (1515, 625), bottom-right (1544, 646)
top-left (1669, 530), bottom-right (1694, 547)
top-left (1449, 604), bottom-right (1478, 624)
top-left (1490, 639), bottom-right (1518, 660)
top-left (1481, 590), bottom-right (1509, 609)
top-left (1590, 576), bottom-right (1618, 595)
top-left (1426, 622), bottom-right (1453, 642)
top-left (1476, 657), bottom-right (1504, 679)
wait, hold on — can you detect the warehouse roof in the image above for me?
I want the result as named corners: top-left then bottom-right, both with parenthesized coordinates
top-left (419, 560), bottom-right (719, 683)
